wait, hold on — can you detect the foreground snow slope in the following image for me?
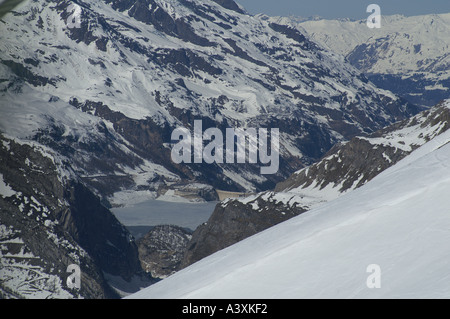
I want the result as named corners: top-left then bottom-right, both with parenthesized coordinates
top-left (129, 128), bottom-right (450, 299)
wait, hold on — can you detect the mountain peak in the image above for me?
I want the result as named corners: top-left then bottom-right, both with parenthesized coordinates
top-left (211, 0), bottom-right (245, 14)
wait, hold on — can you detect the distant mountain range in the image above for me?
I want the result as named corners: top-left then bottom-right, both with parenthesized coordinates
top-left (266, 13), bottom-right (450, 108)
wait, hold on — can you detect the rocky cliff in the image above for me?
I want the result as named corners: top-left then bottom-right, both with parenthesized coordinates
top-left (0, 133), bottom-right (154, 298)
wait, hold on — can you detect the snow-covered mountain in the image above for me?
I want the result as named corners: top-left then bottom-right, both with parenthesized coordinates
top-left (0, 0), bottom-right (418, 206)
top-left (180, 99), bottom-right (450, 268)
top-left (129, 100), bottom-right (450, 298)
top-left (288, 13), bottom-right (450, 108)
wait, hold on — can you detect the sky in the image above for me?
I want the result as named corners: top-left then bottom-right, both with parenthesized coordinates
top-left (237, 0), bottom-right (450, 20)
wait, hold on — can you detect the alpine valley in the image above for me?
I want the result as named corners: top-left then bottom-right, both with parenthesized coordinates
top-left (0, 0), bottom-right (448, 299)
top-left (271, 13), bottom-right (450, 108)
top-left (0, 0), bottom-right (418, 206)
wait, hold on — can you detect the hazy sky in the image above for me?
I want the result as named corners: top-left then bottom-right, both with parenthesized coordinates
top-left (237, 0), bottom-right (450, 20)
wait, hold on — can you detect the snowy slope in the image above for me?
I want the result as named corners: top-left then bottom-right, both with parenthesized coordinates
top-left (129, 124), bottom-right (450, 299)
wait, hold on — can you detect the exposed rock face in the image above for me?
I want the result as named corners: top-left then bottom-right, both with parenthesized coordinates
top-left (137, 225), bottom-right (192, 279)
top-left (62, 181), bottom-right (143, 280)
top-left (180, 193), bottom-right (306, 268)
top-left (0, 133), bottom-right (153, 298)
top-left (274, 138), bottom-right (407, 193)
top-left (180, 100), bottom-right (450, 269)
top-left (276, 101), bottom-right (450, 194)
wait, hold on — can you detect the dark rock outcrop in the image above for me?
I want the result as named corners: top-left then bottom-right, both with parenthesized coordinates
top-left (137, 225), bottom-right (192, 278)
top-left (180, 193), bottom-right (306, 268)
top-left (0, 133), bottom-right (154, 298)
top-left (276, 101), bottom-right (450, 193)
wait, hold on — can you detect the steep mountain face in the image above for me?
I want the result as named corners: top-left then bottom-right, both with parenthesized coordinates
top-left (0, 0), bottom-right (418, 206)
top-left (291, 13), bottom-right (450, 108)
top-left (181, 99), bottom-right (450, 268)
top-left (0, 133), bottom-right (154, 298)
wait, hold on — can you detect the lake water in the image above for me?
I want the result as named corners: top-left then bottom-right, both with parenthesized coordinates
top-left (111, 199), bottom-right (218, 238)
